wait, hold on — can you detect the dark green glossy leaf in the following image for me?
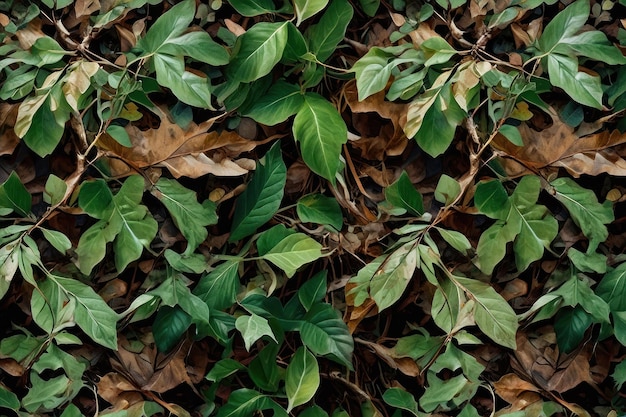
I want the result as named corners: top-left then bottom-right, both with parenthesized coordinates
top-left (300, 303), bottom-right (353, 368)
top-left (554, 306), bottom-right (592, 354)
top-left (383, 388), bottom-right (419, 416)
top-left (0, 171), bottom-right (31, 217)
top-left (78, 179), bottom-right (113, 219)
top-left (249, 342), bottom-right (281, 392)
top-left (244, 80), bottom-right (304, 125)
top-left (384, 171), bottom-right (424, 216)
top-left (297, 194), bottom-right (343, 231)
top-left (153, 305), bottom-right (192, 352)
top-left (298, 270), bottom-right (327, 311)
top-left (306, 0), bottom-right (354, 61)
top-left (193, 260), bottom-right (240, 310)
top-left (230, 142), bottom-right (286, 241)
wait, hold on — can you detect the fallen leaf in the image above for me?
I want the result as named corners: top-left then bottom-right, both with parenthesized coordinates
top-left (0, 103), bottom-right (20, 156)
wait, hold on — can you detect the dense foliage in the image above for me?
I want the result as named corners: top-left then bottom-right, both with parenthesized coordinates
top-left (1, 0), bottom-right (626, 415)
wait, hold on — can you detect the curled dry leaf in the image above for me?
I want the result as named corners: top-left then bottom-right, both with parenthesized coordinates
top-left (343, 81), bottom-right (408, 160)
top-left (0, 103), bottom-right (20, 156)
top-left (493, 373), bottom-right (542, 410)
top-left (99, 109), bottom-right (259, 178)
top-left (493, 106), bottom-right (626, 177)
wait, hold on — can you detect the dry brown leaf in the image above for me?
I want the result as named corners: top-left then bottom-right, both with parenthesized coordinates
top-left (0, 103), bottom-right (20, 156)
top-left (74, 0), bottom-right (101, 18)
top-left (15, 19), bottom-right (45, 49)
top-left (493, 373), bottom-right (541, 408)
top-left (493, 106), bottom-right (626, 177)
top-left (100, 109), bottom-right (260, 178)
top-left (357, 339), bottom-right (420, 377)
top-left (343, 81), bottom-right (408, 160)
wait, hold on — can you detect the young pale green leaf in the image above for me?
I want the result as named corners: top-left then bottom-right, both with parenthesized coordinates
top-left (257, 224), bottom-right (295, 256)
top-left (351, 47), bottom-right (395, 101)
top-left (106, 125), bottom-right (131, 147)
top-left (154, 54), bottom-right (214, 108)
top-left (546, 53), bottom-right (603, 109)
top-left (193, 260), bottom-right (240, 310)
top-left (369, 242), bottom-right (418, 311)
top-left (0, 244), bottom-right (19, 300)
top-left (44, 174), bottom-right (67, 206)
top-left (227, 22), bottom-right (289, 83)
top-left (262, 233), bottom-right (323, 277)
top-left (230, 142), bottom-right (286, 241)
top-left (297, 193), bottom-right (343, 231)
top-left (136, 0), bottom-right (195, 53)
top-left (286, 347), bottom-right (320, 412)
top-left (306, 0), bottom-right (354, 62)
top-left (40, 228), bottom-right (71, 255)
top-left (78, 179), bottom-right (113, 219)
top-left (0, 171), bottom-right (31, 217)
top-left (48, 274), bottom-right (119, 349)
top-left (153, 306), bottom-right (192, 352)
top-left (421, 36), bottom-right (457, 67)
top-left (293, 93), bottom-right (347, 183)
top-left (294, 0), bottom-right (329, 26)
top-left (434, 174), bottom-right (461, 206)
top-left (550, 177), bottom-right (614, 253)
top-left (453, 276), bottom-right (518, 349)
top-left (298, 270), bottom-right (327, 311)
top-left (300, 303), bottom-right (354, 368)
top-left (554, 306), bottom-right (592, 353)
top-left (436, 228), bottom-right (472, 255)
top-left (383, 388), bottom-right (420, 416)
top-left (244, 80), bottom-right (304, 125)
top-left (513, 205), bottom-right (558, 272)
top-left (384, 171), bottom-right (424, 216)
top-left (235, 313), bottom-right (277, 351)
top-left (153, 178), bottom-right (217, 254)
top-left (215, 389), bottom-right (288, 417)
top-left (498, 124), bottom-right (523, 146)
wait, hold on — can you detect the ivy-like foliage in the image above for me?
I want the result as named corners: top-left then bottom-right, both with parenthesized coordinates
top-left (1, 0), bottom-right (626, 416)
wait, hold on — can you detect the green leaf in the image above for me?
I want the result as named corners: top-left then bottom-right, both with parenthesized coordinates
top-left (78, 179), bottom-right (113, 219)
top-left (286, 347), bottom-right (320, 412)
top-left (193, 260), bottom-right (240, 310)
top-left (106, 125), bottom-right (131, 147)
top-left (44, 174), bottom-right (67, 206)
top-left (228, 0), bottom-right (278, 16)
top-left (206, 358), bottom-right (246, 382)
top-left (436, 228), bottom-right (472, 255)
top-left (383, 388), bottom-right (419, 416)
top-left (453, 276), bottom-right (518, 349)
top-left (537, 0), bottom-right (588, 53)
top-left (0, 171), bottom-right (31, 217)
top-left (0, 385), bottom-right (19, 410)
top-left (164, 250), bottom-right (207, 274)
top-left (498, 124), bottom-right (523, 146)
top-left (434, 174), bottom-right (461, 206)
top-left (474, 179), bottom-right (510, 219)
top-left (351, 47), bottom-right (395, 100)
top-left (551, 275), bottom-right (610, 323)
top-left (554, 306), bottom-right (592, 353)
top-left (293, 93), bottom-right (347, 183)
top-left (596, 263), bottom-right (626, 311)
top-left (294, 0), bottom-right (329, 26)
top-left (370, 242), bottom-right (419, 311)
top-left (47, 274), bottom-right (119, 349)
top-left (299, 405), bottom-right (329, 417)
top-left (613, 360), bottom-right (626, 390)
top-left (162, 31), bottom-right (230, 66)
top-left (262, 233), bottom-right (322, 277)
top-left (249, 342), bottom-right (281, 392)
top-left (567, 248), bottom-right (607, 274)
top-left (60, 404), bottom-right (84, 417)
top-left (306, 0), bottom-right (354, 62)
top-left (227, 22), bottom-right (289, 83)
top-left (298, 271), bottom-right (327, 311)
top-left (40, 228), bottom-right (71, 255)
top-left (257, 224), bottom-right (296, 256)
top-left (545, 53), bottom-right (603, 109)
top-left (297, 194), bottom-right (343, 231)
top-left (421, 37), bottom-right (457, 67)
top-left (550, 177), bottom-right (614, 252)
top-left (215, 389), bottom-right (287, 417)
top-left (358, 0), bottom-right (379, 16)
top-left (21, 96), bottom-right (67, 158)
top-left (300, 303), bottom-right (354, 367)
top-left (153, 178), bottom-right (218, 254)
top-left (244, 80), bottom-right (304, 125)
top-left (76, 176), bottom-right (158, 275)
top-left (153, 306), bottom-right (192, 352)
top-left (230, 142), bottom-right (286, 241)
top-left (136, 0), bottom-right (195, 53)
top-left (0, 244), bottom-right (19, 300)
top-left (154, 54), bottom-right (214, 108)
top-left (235, 313), bottom-right (278, 351)
top-left (384, 171), bottom-right (424, 216)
